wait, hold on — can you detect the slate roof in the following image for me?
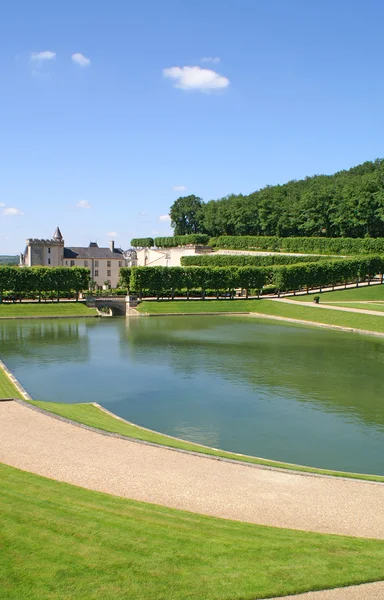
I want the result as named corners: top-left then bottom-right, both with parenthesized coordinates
top-left (64, 246), bottom-right (124, 259)
top-left (53, 226), bottom-right (63, 241)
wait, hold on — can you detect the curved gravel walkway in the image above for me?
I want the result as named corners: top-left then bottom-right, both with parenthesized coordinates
top-left (1, 400), bottom-right (384, 540)
top-left (267, 581), bottom-right (384, 599)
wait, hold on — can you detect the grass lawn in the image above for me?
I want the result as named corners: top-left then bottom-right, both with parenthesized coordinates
top-left (291, 284), bottom-right (384, 302)
top-left (137, 299), bottom-right (261, 314)
top-left (0, 302), bottom-right (97, 318)
top-left (29, 401), bottom-right (384, 483)
top-left (326, 302), bottom-right (384, 312)
top-left (137, 297), bottom-right (384, 334)
top-left (2, 462), bottom-right (384, 600)
top-left (250, 300), bottom-right (384, 333)
top-left (0, 366), bottom-right (22, 398)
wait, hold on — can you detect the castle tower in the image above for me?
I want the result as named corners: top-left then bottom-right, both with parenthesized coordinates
top-left (53, 226), bottom-right (63, 242)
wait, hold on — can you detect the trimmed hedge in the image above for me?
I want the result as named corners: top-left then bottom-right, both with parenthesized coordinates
top-left (0, 267), bottom-right (90, 301)
top-left (130, 238), bottom-right (154, 248)
top-left (214, 236), bottom-right (384, 255)
top-left (154, 234), bottom-right (210, 248)
top-left (181, 254), bottom-right (330, 267)
top-left (121, 256), bottom-right (384, 298)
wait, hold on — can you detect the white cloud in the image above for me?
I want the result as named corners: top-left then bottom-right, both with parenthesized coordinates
top-left (159, 214), bottom-right (171, 222)
top-left (30, 50), bottom-right (56, 62)
top-left (163, 66), bottom-right (229, 91)
top-left (172, 185), bottom-right (187, 192)
top-left (106, 231), bottom-right (119, 237)
top-left (3, 207), bottom-right (24, 216)
top-left (76, 199), bottom-right (91, 209)
top-left (201, 57), bottom-right (220, 64)
top-left (0, 202), bottom-right (5, 207)
top-left (72, 53), bottom-right (91, 67)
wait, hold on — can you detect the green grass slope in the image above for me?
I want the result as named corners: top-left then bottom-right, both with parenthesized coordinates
top-left (2, 462), bottom-right (384, 600)
top-left (292, 284), bottom-right (384, 302)
top-left (0, 367), bottom-right (22, 398)
top-left (326, 302), bottom-right (384, 312)
top-left (136, 297), bottom-right (384, 333)
top-left (30, 401), bottom-right (384, 482)
top-left (137, 299), bottom-right (259, 314)
top-left (251, 300), bottom-right (384, 333)
top-left (0, 302), bottom-right (97, 318)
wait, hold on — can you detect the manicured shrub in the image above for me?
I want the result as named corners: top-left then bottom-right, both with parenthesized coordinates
top-left (0, 267), bottom-right (90, 302)
top-left (154, 234), bottom-right (210, 248)
top-left (130, 238), bottom-right (154, 248)
top-left (181, 254), bottom-right (330, 267)
top-left (127, 256), bottom-right (384, 298)
top-left (215, 236), bottom-right (384, 255)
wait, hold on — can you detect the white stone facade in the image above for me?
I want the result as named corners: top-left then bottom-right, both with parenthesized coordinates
top-left (134, 246), bottom-right (212, 267)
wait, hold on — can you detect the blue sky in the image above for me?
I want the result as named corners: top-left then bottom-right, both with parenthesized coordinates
top-left (1, 0), bottom-right (384, 254)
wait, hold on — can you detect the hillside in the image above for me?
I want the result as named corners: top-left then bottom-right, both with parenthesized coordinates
top-left (171, 159), bottom-right (384, 239)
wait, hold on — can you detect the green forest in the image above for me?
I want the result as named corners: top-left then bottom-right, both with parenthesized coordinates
top-left (170, 159), bottom-right (384, 238)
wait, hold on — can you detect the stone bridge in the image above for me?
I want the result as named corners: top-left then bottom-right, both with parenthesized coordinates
top-left (86, 295), bottom-right (138, 316)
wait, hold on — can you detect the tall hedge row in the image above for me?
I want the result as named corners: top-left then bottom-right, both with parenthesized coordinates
top-left (120, 255), bottom-right (384, 298)
top-left (0, 267), bottom-right (90, 301)
top-left (270, 256), bottom-right (384, 292)
top-left (154, 234), bottom-right (210, 247)
top-left (213, 236), bottom-right (384, 255)
top-left (130, 238), bottom-right (154, 248)
top-left (181, 254), bottom-right (330, 267)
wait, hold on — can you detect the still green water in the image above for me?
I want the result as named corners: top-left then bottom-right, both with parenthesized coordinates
top-left (1, 316), bottom-right (384, 475)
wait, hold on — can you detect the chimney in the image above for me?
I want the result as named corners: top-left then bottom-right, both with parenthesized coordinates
top-left (110, 240), bottom-right (115, 252)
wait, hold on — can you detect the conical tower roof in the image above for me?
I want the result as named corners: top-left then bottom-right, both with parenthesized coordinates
top-left (53, 226), bottom-right (63, 241)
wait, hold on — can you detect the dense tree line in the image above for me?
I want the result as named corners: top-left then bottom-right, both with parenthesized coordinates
top-left (169, 160), bottom-right (384, 238)
top-left (181, 254), bottom-right (330, 267)
top-left (0, 267), bottom-right (90, 302)
top-left (119, 256), bottom-right (384, 298)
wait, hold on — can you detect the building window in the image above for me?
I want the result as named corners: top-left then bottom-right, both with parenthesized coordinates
top-left (84, 260), bottom-right (88, 267)
top-left (107, 260), bottom-right (111, 267)
top-left (65, 261), bottom-right (68, 265)
top-left (95, 260), bottom-right (99, 267)
top-left (48, 258), bottom-right (51, 265)
top-left (107, 270), bottom-right (111, 277)
top-left (95, 270), bottom-right (99, 277)
top-left (48, 248), bottom-right (51, 254)
top-left (70, 260), bottom-right (75, 267)
top-left (118, 261), bottom-right (123, 267)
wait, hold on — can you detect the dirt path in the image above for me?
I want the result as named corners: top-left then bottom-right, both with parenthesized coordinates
top-left (1, 400), bottom-right (383, 540)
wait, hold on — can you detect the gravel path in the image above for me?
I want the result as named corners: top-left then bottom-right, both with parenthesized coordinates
top-left (266, 581), bottom-right (384, 599)
top-left (1, 401), bottom-right (384, 540)
top-left (272, 298), bottom-right (384, 316)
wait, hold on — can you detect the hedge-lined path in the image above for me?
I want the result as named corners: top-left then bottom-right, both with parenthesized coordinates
top-left (1, 400), bottom-right (383, 540)
top-left (268, 581), bottom-right (384, 599)
top-left (272, 298), bottom-right (384, 316)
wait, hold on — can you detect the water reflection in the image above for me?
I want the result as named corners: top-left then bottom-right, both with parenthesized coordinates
top-left (0, 320), bottom-right (91, 364)
top-left (121, 317), bottom-right (384, 430)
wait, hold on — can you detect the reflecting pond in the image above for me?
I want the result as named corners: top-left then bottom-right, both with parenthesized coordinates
top-left (1, 316), bottom-right (384, 475)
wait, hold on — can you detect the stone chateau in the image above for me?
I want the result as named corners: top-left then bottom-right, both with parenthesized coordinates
top-left (20, 227), bottom-right (130, 289)
top-left (20, 227), bottom-right (214, 288)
